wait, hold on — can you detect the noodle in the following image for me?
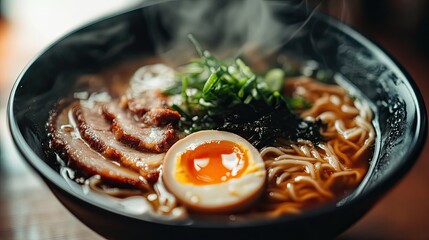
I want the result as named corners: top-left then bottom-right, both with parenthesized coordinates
top-left (258, 77), bottom-right (375, 215)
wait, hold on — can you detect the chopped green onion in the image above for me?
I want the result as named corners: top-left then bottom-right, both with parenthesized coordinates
top-left (202, 70), bottom-right (220, 96)
top-left (264, 68), bottom-right (285, 92)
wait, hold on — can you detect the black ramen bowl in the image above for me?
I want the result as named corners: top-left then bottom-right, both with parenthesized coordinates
top-left (7, 0), bottom-right (427, 239)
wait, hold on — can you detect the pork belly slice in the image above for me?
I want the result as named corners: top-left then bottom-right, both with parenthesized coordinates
top-left (103, 102), bottom-right (177, 153)
top-left (123, 90), bottom-right (168, 117)
top-left (73, 102), bottom-right (165, 183)
top-left (140, 108), bottom-right (181, 127)
top-left (121, 90), bottom-right (181, 126)
top-left (123, 64), bottom-right (176, 116)
top-left (48, 106), bottom-right (150, 190)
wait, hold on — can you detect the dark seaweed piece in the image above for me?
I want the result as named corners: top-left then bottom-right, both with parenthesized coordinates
top-left (218, 103), bottom-right (324, 148)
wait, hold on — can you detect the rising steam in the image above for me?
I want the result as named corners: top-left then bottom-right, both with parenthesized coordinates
top-left (144, 0), bottom-right (323, 67)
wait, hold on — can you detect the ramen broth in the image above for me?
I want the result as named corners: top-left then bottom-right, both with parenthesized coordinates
top-left (47, 56), bottom-right (375, 221)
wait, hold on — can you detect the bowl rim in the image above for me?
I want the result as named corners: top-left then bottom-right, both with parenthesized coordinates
top-left (7, 0), bottom-right (428, 229)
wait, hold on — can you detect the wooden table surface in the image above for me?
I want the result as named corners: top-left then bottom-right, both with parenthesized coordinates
top-left (1, 2), bottom-right (428, 239)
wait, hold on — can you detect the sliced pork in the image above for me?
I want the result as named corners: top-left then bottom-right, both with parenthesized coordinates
top-left (47, 64), bottom-right (181, 190)
top-left (140, 108), bottom-right (181, 127)
top-left (103, 102), bottom-right (177, 153)
top-left (72, 102), bottom-right (165, 183)
top-left (123, 90), bottom-right (168, 117)
top-left (48, 105), bottom-right (151, 190)
top-left (124, 64), bottom-right (176, 116)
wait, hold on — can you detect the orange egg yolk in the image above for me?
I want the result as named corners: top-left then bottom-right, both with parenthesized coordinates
top-left (177, 140), bottom-right (249, 185)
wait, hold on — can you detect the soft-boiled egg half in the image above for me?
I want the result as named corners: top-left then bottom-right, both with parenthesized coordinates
top-left (162, 130), bottom-right (266, 214)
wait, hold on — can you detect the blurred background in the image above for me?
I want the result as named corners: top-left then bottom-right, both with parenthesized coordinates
top-left (0, 0), bottom-right (428, 239)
